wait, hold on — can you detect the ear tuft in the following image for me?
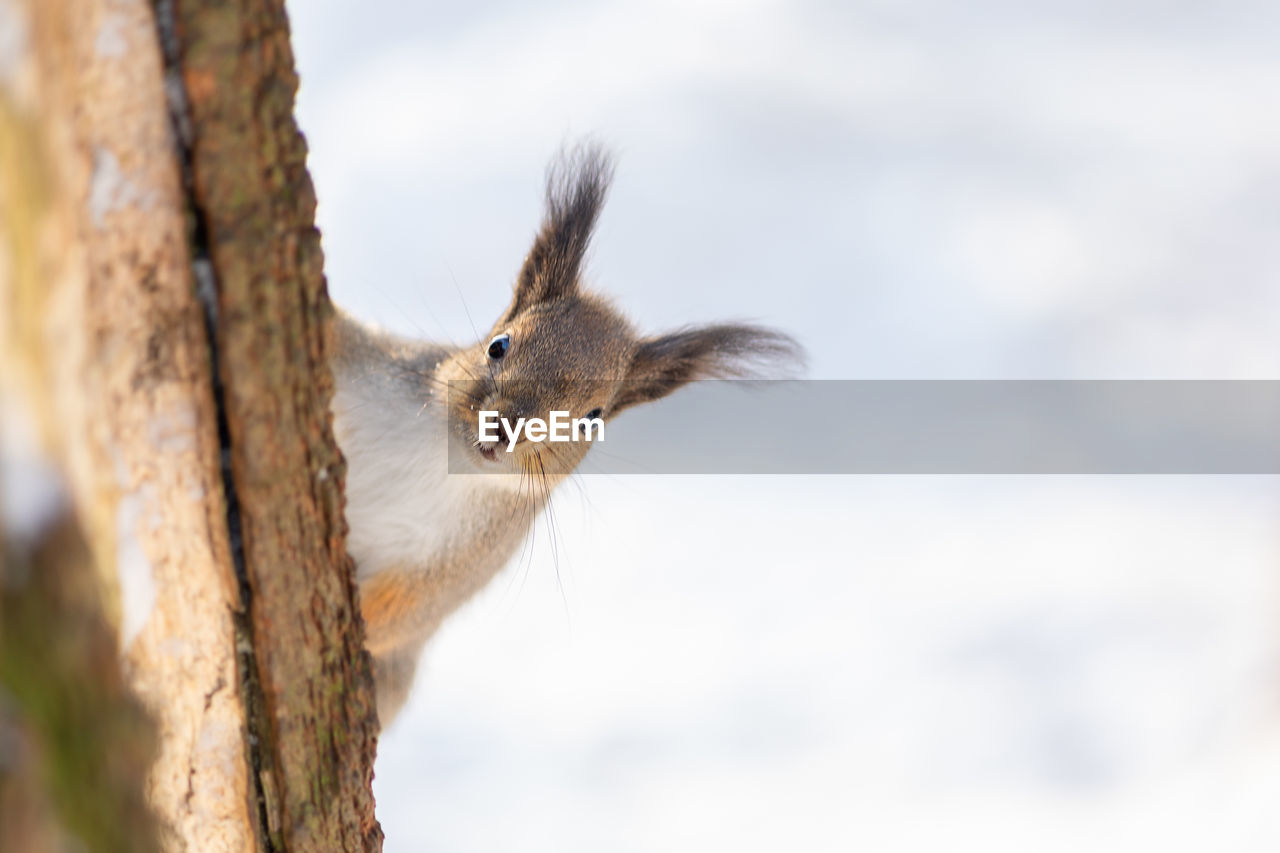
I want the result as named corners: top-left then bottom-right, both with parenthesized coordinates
top-left (508, 141), bottom-right (615, 316)
top-left (614, 324), bottom-right (804, 412)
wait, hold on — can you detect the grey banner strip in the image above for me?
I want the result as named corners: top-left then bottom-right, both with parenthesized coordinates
top-left (449, 381), bottom-right (1280, 474)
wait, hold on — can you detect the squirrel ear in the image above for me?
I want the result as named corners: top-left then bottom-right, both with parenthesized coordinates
top-left (612, 324), bottom-right (803, 413)
top-left (504, 143), bottom-right (613, 319)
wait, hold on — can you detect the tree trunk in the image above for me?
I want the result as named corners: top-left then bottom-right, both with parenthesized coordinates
top-left (0, 0), bottom-right (381, 850)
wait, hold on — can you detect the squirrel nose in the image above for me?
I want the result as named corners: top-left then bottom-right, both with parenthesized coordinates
top-left (485, 404), bottom-right (521, 449)
top-left (494, 419), bottom-right (511, 448)
top-left (480, 392), bottom-right (536, 448)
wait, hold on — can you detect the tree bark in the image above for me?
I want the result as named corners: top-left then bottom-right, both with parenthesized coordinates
top-left (157, 0), bottom-right (382, 849)
top-left (0, 0), bottom-right (381, 849)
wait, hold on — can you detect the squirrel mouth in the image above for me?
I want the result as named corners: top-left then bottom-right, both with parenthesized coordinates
top-left (477, 445), bottom-right (499, 463)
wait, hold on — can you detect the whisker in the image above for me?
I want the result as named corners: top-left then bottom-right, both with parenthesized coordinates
top-left (372, 285), bottom-right (450, 346)
top-left (506, 458), bottom-right (542, 604)
top-left (448, 266), bottom-right (504, 398)
top-left (395, 365), bottom-right (487, 406)
top-left (534, 450), bottom-right (571, 626)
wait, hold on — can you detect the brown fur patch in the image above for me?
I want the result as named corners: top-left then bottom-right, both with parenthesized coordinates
top-left (359, 570), bottom-right (425, 656)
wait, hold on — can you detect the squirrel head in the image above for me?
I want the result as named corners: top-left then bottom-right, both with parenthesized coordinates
top-left (440, 143), bottom-right (801, 477)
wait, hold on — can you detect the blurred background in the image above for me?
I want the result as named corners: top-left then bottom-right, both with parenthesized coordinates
top-left (289, 1), bottom-right (1280, 850)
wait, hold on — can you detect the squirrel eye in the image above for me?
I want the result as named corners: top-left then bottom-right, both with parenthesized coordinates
top-left (487, 333), bottom-right (510, 359)
top-left (586, 407), bottom-right (603, 421)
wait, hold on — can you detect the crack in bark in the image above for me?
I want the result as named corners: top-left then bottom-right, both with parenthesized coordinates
top-left (151, 3), bottom-right (281, 849)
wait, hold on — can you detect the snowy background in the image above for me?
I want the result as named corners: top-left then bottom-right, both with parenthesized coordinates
top-left (287, 2), bottom-right (1280, 850)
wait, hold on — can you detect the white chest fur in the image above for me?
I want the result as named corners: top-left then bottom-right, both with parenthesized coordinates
top-left (331, 375), bottom-right (516, 581)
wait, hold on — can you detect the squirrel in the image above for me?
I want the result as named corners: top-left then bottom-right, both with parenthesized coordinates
top-left (330, 143), bottom-right (800, 725)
